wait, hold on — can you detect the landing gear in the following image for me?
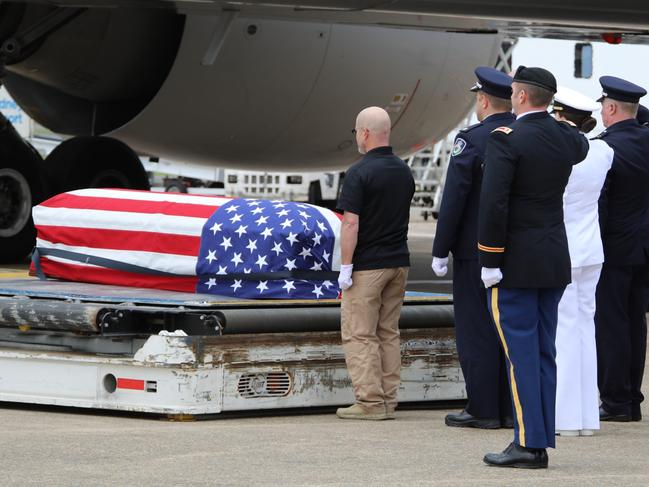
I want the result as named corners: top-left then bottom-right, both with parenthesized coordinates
top-left (0, 133), bottom-right (150, 263)
top-left (43, 136), bottom-right (150, 194)
top-left (0, 119), bottom-right (45, 263)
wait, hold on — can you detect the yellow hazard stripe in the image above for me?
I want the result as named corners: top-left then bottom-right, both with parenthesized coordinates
top-left (491, 288), bottom-right (526, 447)
top-left (0, 270), bottom-right (30, 279)
top-left (478, 243), bottom-right (505, 253)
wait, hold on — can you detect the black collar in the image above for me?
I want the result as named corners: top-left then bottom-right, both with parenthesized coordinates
top-left (483, 112), bottom-right (515, 124)
top-left (366, 146), bottom-right (394, 156)
top-left (517, 111), bottom-right (550, 121)
top-left (605, 118), bottom-right (640, 133)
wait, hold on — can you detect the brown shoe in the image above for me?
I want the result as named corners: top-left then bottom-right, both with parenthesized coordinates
top-left (336, 404), bottom-right (389, 420)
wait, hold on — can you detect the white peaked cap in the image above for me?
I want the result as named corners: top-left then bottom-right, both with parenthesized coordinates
top-left (554, 86), bottom-right (600, 113)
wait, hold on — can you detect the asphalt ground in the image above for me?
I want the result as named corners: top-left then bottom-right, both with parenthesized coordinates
top-left (1, 210), bottom-right (648, 486)
top-left (1, 369), bottom-right (647, 487)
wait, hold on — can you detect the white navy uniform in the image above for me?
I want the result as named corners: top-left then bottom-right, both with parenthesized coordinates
top-left (556, 137), bottom-right (613, 431)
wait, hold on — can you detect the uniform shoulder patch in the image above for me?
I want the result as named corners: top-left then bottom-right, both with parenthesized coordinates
top-left (451, 137), bottom-right (467, 156)
top-left (491, 126), bottom-right (513, 135)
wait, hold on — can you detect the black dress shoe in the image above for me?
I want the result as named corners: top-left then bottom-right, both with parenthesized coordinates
top-left (599, 406), bottom-right (631, 422)
top-left (445, 410), bottom-right (501, 429)
top-left (501, 416), bottom-right (514, 429)
top-left (631, 407), bottom-right (642, 422)
top-left (484, 442), bottom-right (548, 469)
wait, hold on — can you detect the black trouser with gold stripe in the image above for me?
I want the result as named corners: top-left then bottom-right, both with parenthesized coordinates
top-left (487, 286), bottom-right (565, 449)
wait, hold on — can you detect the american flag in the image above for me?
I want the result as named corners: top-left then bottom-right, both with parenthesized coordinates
top-left (195, 198), bottom-right (340, 299)
top-left (31, 188), bottom-right (342, 298)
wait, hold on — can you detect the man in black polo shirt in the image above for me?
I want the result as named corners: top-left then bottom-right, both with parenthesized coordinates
top-left (335, 106), bottom-right (415, 421)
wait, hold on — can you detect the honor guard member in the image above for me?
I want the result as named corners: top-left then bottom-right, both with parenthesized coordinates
top-left (551, 87), bottom-right (613, 437)
top-left (432, 67), bottom-right (514, 429)
top-left (478, 66), bottom-right (588, 468)
top-left (636, 104), bottom-right (649, 126)
top-left (594, 76), bottom-right (649, 423)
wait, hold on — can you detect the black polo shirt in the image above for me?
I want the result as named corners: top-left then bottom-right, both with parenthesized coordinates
top-left (337, 146), bottom-right (415, 271)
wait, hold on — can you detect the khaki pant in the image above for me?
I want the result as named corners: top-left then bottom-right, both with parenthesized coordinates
top-left (340, 267), bottom-right (409, 412)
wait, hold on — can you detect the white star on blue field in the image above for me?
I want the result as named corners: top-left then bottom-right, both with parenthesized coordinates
top-left (196, 199), bottom-right (338, 299)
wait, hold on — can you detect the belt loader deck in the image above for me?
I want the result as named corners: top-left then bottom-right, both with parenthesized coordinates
top-left (0, 276), bottom-right (464, 417)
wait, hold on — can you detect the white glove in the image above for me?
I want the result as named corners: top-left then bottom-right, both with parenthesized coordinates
top-left (338, 264), bottom-right (354, 291)
top-left (481, 267), bottom-right (503, 288)
top-left (431, 256), bottom-right (449, 277)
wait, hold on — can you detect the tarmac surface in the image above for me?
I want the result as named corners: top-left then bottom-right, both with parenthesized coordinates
top-left (406, 212), bottom-right (453, 294)
top-left (1, 210), bottom-right (648, 486)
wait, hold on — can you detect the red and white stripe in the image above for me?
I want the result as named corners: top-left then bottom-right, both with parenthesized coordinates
top-left (32, 188), bottom-right (232, 292)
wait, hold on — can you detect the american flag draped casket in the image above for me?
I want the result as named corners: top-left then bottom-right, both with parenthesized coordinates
top-left (31, 189), bottom-right (343, 299)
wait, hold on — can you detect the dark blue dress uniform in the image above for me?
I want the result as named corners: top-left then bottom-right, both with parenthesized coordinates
top-left (636, 104), bottom-right (649, 126)
top-left (478, 68), bottom-right (589, 450)
top-left (433, 68), bottom-right (514, 422)
top-left (594, 76), bottom-right (649, 422)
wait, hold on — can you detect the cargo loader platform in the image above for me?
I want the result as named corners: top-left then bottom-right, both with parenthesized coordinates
top-left (0, 277), bottom-right (463, 417)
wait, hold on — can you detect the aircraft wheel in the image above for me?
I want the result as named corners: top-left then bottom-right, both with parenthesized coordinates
top-left (0, 135), bottom-right (46, 263)
top-left (44, 136), bottom-right (150, 194)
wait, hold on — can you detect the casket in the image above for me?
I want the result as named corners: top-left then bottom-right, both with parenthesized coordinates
top-left (31, 189), bottom-right (342, 299)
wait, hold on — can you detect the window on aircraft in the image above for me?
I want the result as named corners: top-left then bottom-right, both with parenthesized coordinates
top-left (574, 43), bottom-right (593, 79)
top-left (228, 175), bottom-right (238, 184)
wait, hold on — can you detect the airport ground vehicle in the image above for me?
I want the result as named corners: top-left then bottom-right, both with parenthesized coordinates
top-left (0, 273), bottom-right (463, 416)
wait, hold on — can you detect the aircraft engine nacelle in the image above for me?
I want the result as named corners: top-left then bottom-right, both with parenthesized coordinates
top-left (1, 7), bottom-right (501, 170)
top-left (0, 6), bottom-right (184, 137)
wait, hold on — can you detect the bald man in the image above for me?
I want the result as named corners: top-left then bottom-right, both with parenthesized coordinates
top-left (335, 106), bottom-right (415, 420)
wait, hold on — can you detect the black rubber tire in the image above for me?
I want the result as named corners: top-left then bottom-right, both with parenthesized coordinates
top-left (164, 179), bottom-right (187, 193)
top-left (43, 136), bottom-right (150, 194)
top-left (0, 124), bottom-right (46, 263)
